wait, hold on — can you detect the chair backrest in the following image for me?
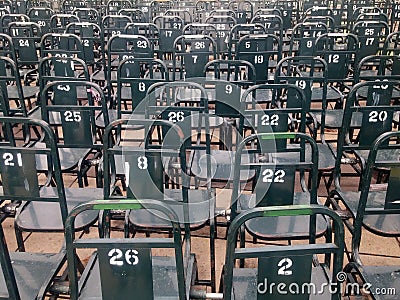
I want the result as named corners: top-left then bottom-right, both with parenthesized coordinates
top-left (40, 32), bottom-right (84, 59)
top-left (230, 128), bottom-right (318, 218)
top-left (165, 8), bottom-right (193, 25)
top-left (8, 21), bottom-right (41, 66)
top-left (153, 15), bottom-right (184, 55)
top-left (289, 22), bottom-right (328, 57)
top-left (227, 0), bottom-right (254, 24)
top-left (103, 118), bottom-right (187, 200)
top-left (65, 22), bottom-right (101, 66)
top-left (352, 20), bottom-right (389, 65)
top-left (118, 8), bottom-right (146, 22)
top-left (240, 83), bottom-right (308, 135)
top-left (38, 56), bottom-right (90, 95)
top-left (0, 32), bottom-right (16, 61)
top-left (72, 7), bottom-right (99, 23)
top-left (236, 33), bottom-right (281, 84)
top-left (273, 0), bottom-right (300, 30)
top-left (172, 34), bottom-right (217, 80)
top-left (124, 22), bottom-right (159, 52)
top-left (223, 205), bottom-right (344, 300)
top-left (0, 13), bottom-right (29, 34)
top-left (49, 13), bottom-right (80, 33)
top-left (40, 80), bottom-right (108, 149)
top-left (203, 60), bottom-right (256, 119)
top-left (145, 81), bottom-right (211, 153)
top-left (227, 23), bottom-right (267, 59)
top-left (0, 0), bottom-right (12, 12)
top-left (26, 0), bottom-right (52, 10)
top-left (334, 80), bottom-right (400, 183)
top-left (149, 0), bottom-right (174, 20)
top-left (355, 54), bottom-right (400, 83)
top-left (275, 56), bottom-right (328, 113)
top-left (0, 57), bottom-right (28, 117)
top-left (107, 0), bottom-right (131, 15)
top-left (194, 0), bottom-right (221, 23)
top-left (62, 0), bottom-right (90, 14)
top-left (66, 199), bottom-right (188, 300)
top-left (205, 14), bottom-right (236, 56)
top-left (302, 15), bottom-right (335, 31)
top-left (250, 14), bottom-right (283, 40)
top-left (116, 57), bottom-right (168, 115)
top-left (383, 31), bottom-right (400, 55)
top-left (100, 14), bottom-right (132, 53)
top-left (315, 33), bottom-right (359, 82)
top-left (0, 116), bottom-right (67, 222)
top-left (27, 7), bottom-right (53, 33)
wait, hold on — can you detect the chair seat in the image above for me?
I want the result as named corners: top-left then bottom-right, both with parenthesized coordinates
top-left (231, 265), bottom-right (332, 299)
top-left (314, 110), bottom-right (363, 129)
top-left (7, 85), bottom-right (39, 100)
top-left (95, 109), bottom-right (143, 128)
top-left (0, 251), bottom-right (65, 300)
top-left (91, 70), bottom-right (117, 82)
top-left (128, 189), bottom-right (215, 229)
top-left (336, 190), bottom-right (400, 235)
top-left (238, 193), bottom-right (327, 239)
top-left (28, 108), bottom-right (61, 124)
top-left (311, 86), bottom-right (342, 102)
top-left (34, 143), bottom-right (91, 171)
top-left (15, 187), bottom-right (101, 231)
top-left (271, 143), bottom-right (336, 170)
top-left (359, 265), bottom-right (400, 300)
top-left (78, 253), bottom-right (195, 299)
top-left (190, 149), bottom-right (255, 182)
top-left (356, 148), bottom-right (400, 165)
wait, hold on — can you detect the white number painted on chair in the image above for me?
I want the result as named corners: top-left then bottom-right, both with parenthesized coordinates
top-left (137, 156), bottom-right (148, 170)
top-left (277, 258), bottom-right (293, 275)
top-left (328, 54), bottom-right (339, 63)
top-left (296, 80), bottom-right (307, 90)
top-left (261, 114), bottom-right (279, 126)
top-left (168, 111), bottom-right (184, 123)
top-left (108, 249), bottom-right (139, 266)
top-left (136, 40), bottom-right (147, 49)
top-left (368, 111), bottom-right (388, 123)
top-left (138, 82), bottom-right (146, 92)
top-left (57, 84), bottom-right (70, 92)
top-left (64, 111), bottom-right (81, 122)
top-left (254, 55), bottom-right (264, 64)
top-left (18, 39), bottom-right (29, 47)
top-left (225, 84), bottom-right (233, 94)
top-left (262, 169), bottom-right (285, 183)
top-left (194, 41), bottom-right (205, 49)
top-left (3, 153), bottom-right (22, 167)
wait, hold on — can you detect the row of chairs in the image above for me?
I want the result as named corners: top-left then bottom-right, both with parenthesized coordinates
top-left (3, 0), bottom-right (400, 31)
top-left (0, 0), bottom-right (399, 299)
top-left (0, 110), bottom-right (399, 298)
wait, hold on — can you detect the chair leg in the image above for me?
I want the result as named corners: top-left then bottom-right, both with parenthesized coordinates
top-left (77, 169), bottom-right (84, 188)
top-left (239, 225), bottom-right (245, 268)
top-left (14, 225), bottom-right (26, 252)
top-left (209, 219), bottom-right (216, 292)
